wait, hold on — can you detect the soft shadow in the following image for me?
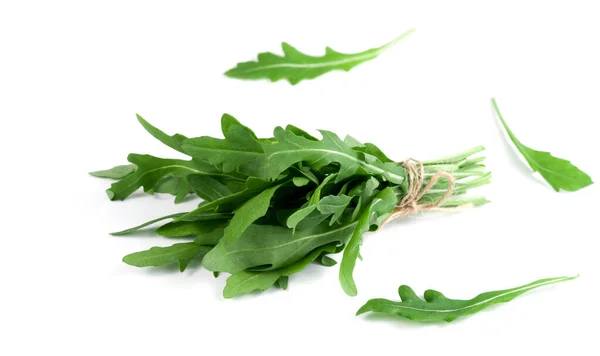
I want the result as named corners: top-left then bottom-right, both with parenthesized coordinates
top-left (360, 312), bottom-right (446, 329)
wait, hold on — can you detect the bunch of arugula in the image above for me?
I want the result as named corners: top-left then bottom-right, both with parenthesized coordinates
top-left (92, 114), bottom-right (491, 298)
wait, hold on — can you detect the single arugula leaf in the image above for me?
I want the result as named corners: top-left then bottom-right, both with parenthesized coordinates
top-left (175, 185), bottom-right (271, 222)
top-left (224, 30), bottom-right (415, 85)
top-left (123, 242), bottom-right (213, 272)
top-left (174, 178), bottom-right (191, 203)
top-left (264, 127), bottom-right (406, 184)
top-left (286, 124), bottom-right (318, 141)
top-left (111, 213), bottom-right (186, 236)
top-left (157, 219), bottom-right (227, 241)
top-left (136, 114), bottom-right (188, 154)
top-left (223, 270), bottom-right (282, 298)
top-left (187, 174), bottom-right (233, 202)
top-left (222, 183), bottom-right (286, 244)
top-left (317, 255), bottom-right (338, 267)
top-left (344, 136), bottom-right (394, 163)
top-left (340, 187), bottom-right (398, 296)
top-left (152, 175), bottom-right (181, 195)
top-left (276, 276), bottom-right (289, 290)
top-left (105, 154), bottom-right (216, 201)
top-left (182, 115), bottom-right (267, 177)
top-left (492, 99), bottom-right (593, 192)
top-left (317, 195), bottom-right (353, 225)
top-left (89, 164), bottom-right (137, 179)
top-left (357, 275), bottom-right (578, 322)
top-left (203, 220), bottom-right (356, 274)
top-left (221, 113), bottom-right (258, 138)
top-left (292, 176), bottom-right (310, 187)
top-left (222, 243), bottom-right (340, 298)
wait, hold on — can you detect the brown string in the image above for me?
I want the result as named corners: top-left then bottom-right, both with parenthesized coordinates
top-left (382, 159), bottom-right (456, 226)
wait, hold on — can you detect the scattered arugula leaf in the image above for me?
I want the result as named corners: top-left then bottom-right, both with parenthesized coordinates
top-left (89, 164), bottom-right (136, 179)
top-left (224, 30), bottom-right (415, 85)
top-left (492, 98), bottom-right (593, 192)
top-left (357, 275), bottom-right (578, 322)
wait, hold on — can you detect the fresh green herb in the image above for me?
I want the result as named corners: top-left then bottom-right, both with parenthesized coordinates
top-left (357, 275), bottom-right (578, 322)
top-left (224, 29), bottom-right (415, 85)
top-left (93, 115), bottom-right (490, 297)
top-left (90, 164), bottom-right (136, 179)
top-left (492, 98), bottom-right (593, 192)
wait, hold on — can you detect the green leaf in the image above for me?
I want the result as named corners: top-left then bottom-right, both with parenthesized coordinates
top-left (152, 175), bottom-right (181, 195)
top-left (223, 270), bottom-right (282, 298)
top-left (492, 98), bottom-right (593, 192)
top-left (106, 154), bottom-right (218, 201)
top-left (182, 116), bottom-right (267, 177)
top-left (317, 255), bottom-right (337, 267)
top-left (340, 187), bottom-right (398, 296)
top-left (174, 178), bottom-right (191, 203)
top-left (344, 136), bottom-right (394, 163)
top-left (123, 242), bottom-right (212, 272)
top-left (292, 177), bottom-right (310, 187)
top-left (156, 219), bottom-right (227, 244)
top-left (264, 127), bottom-right (406, 184)
top-left (286, 174), bottom-right (338, 229)
top-left (222, 243), bottom-right (340, 298)
top-left (221, 113), bottom-right (258, 138)
top-left (111, 213), bottom-right (185, 236)
top-left (89, 164), bottom-right (137, 179)
top-left (317, 195), bottom-right (353, 225)
top-left (175, 186), bottom-right (271, 222)
top-left (224, 30), bottom-right (415, 85)
top-left (187, 174), bottom-right (233, 202)
top-left (136, 114), bottom-right (188, 154)
top-left (203, 220), bottom-right (356, 274)
top-left (286, 124), bottom-right (318, 141)
top-left (357, 275), bottom-right (578, 322)
top-left (222, 183), bottom-right (285, 244)
top-left (276, 276), bottom-right (289, 290)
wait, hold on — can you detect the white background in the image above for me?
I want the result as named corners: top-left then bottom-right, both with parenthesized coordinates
top-left (1, 1), bottom-right (599, 355)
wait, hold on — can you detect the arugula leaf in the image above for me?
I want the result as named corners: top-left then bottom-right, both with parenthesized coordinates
top-left (156, 218), bottom-right (228, 239)
top-left (264, 127), bottom-right (406, 184)
top-left (276, 276), bottom-right (289, 290)
top-left (492, 98), bottom-right (593, 192)
top-left (222, 183), bottom-right (286, 244)
top-left (123, 243), bottom-right (213, 272)
top-left (89, 164), bottom-right (137, 179)
top-left (340, 187), bottom-right (397, 296)
top-left (182, 115), bottom-right (267, 177)
top-left (220, 113), bottom-right (258, 138)
top-left (187, 174), bottom-right (233, 202)
top-left (357, 275), bottom-right (578, 322)
top-left (222, 243), bottom-right (340, 298)
top-left (105, 154), bottom-right (219, 201)
top-left (136, 114), bottom-right (189, 154)
top-left (285, 124), bottom-right (318, 141)
top-left (203, 220), bottom-right (356, 274)
top-left (175, 185), bottom-right (271, 222)
top-left (292, 177), bottom-right (310, 187)
top-left (111, 213), bottom-right (186, 236)
top-left (317, 255), bottom-right (338, 267)
top-left (224, 30), bottom-right (415, 85)
top-left (317, 195), bottom-right (353, 225)
top-left (286, 174), bottom-right (338, 229)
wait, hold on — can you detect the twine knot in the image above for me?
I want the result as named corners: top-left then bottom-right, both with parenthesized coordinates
top-left (383, 159), bottom-right (456, 225)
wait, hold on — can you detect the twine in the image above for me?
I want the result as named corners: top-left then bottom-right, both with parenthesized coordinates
top-left (382, 159), bottom-right (456, 226)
